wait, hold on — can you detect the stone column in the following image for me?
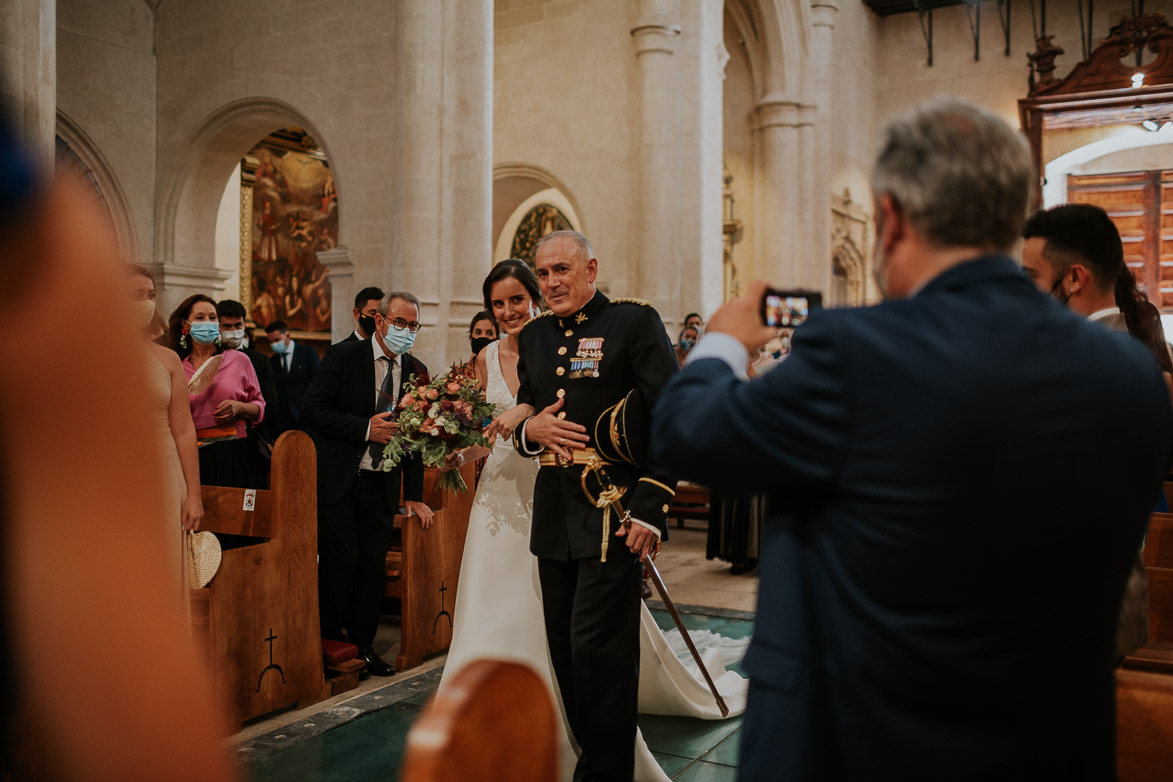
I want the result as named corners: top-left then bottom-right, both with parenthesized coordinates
top-left (318, 246), bottom-right (355, 344)
top-left (439, 0), bottom-right (493, 363)
top-left (391, 0), bottom-right (444, 366)
top-left (631, 0), bottom-right (681, 319)
top-left (0, 0), bottom-right (55, 167)
top-left (752, 95), bottom-right (812, 288)
top-left (807, 0), bottom-right (839, 298)
top-left (148, 264), bottom-right (234, 324)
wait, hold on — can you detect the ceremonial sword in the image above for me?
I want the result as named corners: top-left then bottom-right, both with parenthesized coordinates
top-left (581, 458), bottom-right (730, 718)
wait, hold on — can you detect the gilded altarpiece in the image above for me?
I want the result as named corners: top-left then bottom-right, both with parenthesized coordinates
top-left (239, 129), bottom-right (337, 335)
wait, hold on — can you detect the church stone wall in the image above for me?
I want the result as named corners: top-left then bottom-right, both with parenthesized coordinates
top-left (494, 0), bottom-right (640, 298)
top-left (876, 1), bottom-right (1173, 131)
top-left (56, 0), bottom-right (156, 262)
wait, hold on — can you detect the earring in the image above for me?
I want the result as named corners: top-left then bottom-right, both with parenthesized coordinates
top-left (214, 334), bottom-right (222, 348)
top-left (179, 328), bottom-right (189, 349)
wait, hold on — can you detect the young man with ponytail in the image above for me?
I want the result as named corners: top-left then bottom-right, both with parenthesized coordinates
top-left (1022, 203), bottom-right (1173, 375)
top-left (1022, 202), bottom-right (1172, 661)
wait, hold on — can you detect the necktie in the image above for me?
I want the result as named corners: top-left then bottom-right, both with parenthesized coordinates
top-left (367, 356), bottom-right (398, 467)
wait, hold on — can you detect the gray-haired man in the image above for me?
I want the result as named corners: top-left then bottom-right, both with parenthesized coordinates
top-left (300, 291), bottom-right (434, 677)
top-left (651, 99), bottom-right (1173, 780)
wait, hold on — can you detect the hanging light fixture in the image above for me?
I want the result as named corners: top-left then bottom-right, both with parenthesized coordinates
top-left (1132, 72), bottom-right (1146, 88)
top-left (1143, 119), bottom-right (1160, 131)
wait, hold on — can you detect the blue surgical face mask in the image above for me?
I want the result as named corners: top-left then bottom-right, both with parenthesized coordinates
top-left (382, 324), bottom-right (416, 355)
top-left (190, 321), bottom-right (220, 345)
top-left (270, 339), bottom-right (289, 355)
top-left (680, 338), bottom-right (696, 351)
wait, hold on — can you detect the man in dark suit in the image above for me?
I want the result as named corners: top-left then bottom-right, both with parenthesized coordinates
top-left (650, 99), bottom-right (1173, 781)
top-left (217, 299), bottom-right (279, 486)
top-left (299, 291), bottom-right (434, 676)
top-left (512, 231), bottom-right (678, 781)
top-left (266, 320), bottom-right (319, 435)
top-left (338, 285), bottom-right (384, 345)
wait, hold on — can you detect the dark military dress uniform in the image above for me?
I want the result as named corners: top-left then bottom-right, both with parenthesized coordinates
top-left (512, 289), bottom-right (679, 782)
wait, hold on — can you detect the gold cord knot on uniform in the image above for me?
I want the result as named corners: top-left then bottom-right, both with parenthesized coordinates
top-left (581, 456), bottom-right (629, 562)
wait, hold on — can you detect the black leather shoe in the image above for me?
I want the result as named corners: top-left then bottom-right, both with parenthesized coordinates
top-left (640, 581), bottom-right (653, 600)
top-left (358, 647), bottom-right (395, 677)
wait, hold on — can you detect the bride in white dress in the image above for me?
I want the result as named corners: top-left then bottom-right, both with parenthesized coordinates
top-left (438, 261), bottom-right (748, 782)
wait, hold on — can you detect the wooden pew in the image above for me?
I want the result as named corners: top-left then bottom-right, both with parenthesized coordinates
top-left (669, 481), bottom-right (711, 530)
top-left (385, 462), bottom-right (478, 672)
top-left (190, 430), bottom-right (330, 727)
top-left (1143, 512), bottom-right (1173, 569)
top-left (1117, 667), bottom-right (1173, 781)
top-left (400, 659), bottom-right (557, 782)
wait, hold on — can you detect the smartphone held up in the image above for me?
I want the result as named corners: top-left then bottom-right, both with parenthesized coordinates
top-left (760, 289), bottom-right (822, 329)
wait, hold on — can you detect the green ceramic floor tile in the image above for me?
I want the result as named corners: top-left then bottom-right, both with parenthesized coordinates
top-left (701, 728), bottom-right (741, 767)
top-left (674, 760), bottom-right (740, 781)
top-left (637, 713), bottom-right (742, 759)
top-left (249, 702), bottom-right (422, 782)
top-left (400, 689), bottom-right (435, 707)
top-left (715, 619), bottom-right (754, 640)
top-left (652, 751), bottom-right (695, 777)
top-left (650, 608), bottom-right (676, 632)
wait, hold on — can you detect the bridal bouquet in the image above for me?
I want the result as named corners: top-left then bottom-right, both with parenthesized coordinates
top-left (381, 363), bottom-right (497, 494)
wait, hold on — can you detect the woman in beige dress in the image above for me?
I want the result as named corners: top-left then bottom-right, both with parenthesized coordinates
top-left (127, 265), bottom-right (203, 597)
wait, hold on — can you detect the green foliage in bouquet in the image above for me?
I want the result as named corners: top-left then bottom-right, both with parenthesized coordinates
top-left (381, 363), bottom-right (498, 494)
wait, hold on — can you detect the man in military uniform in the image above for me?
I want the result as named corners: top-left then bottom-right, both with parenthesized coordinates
top-left (512, 230), bottom-right (679, 781)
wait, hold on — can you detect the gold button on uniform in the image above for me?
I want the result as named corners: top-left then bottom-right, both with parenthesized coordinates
top-left (557, 412), bottom-right (567, 420)
top-left (558, 347), bottom-right (567, 355)
top-left (564, 329), bottom-right (574, 337)
top-left (557, 389), bottom-right (566, 398)
top-left (556, 367), bottom-right (565, 376)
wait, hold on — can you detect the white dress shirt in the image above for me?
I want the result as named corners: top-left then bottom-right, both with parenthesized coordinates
top-left (359, 338), bottom-right (400, 472)
top-left (1088, 306), bottom-right (1122, 323)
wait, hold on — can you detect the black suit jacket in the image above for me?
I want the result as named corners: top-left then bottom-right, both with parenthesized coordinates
top-left (337, 330), bottom-right (363, 345)
top-left (270, 342), bottom-right (320, 431)
top-left (651, 256), bottom-right (1173, 781)
top-left (514, 290), bottom-right (679, 561)
top-left (299, 337), bottom-right (427, 509)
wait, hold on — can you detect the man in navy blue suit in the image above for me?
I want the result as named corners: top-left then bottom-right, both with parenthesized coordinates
top-left (650, 99), bottom-right (1173, 781)
top-left (266, 319), bottom-right (320, 435)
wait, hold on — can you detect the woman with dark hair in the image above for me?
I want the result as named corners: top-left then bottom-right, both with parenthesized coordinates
top-left (438, 259), bottom-right (747, 782)
top-left (169, 294), bottom-right (265, 488)
top-left (466, 309), bottom-right (497, 364)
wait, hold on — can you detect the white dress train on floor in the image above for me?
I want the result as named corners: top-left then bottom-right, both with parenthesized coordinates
top-left (438, 342), bottom-right (748, 782)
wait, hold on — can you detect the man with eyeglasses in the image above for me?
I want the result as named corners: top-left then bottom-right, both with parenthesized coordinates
top-left (300, 291), bottom-right (434, 677)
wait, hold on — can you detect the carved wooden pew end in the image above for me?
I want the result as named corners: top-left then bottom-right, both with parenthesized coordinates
top-left (192, 431), bottom-right (331, 728)
top-left (384, 463), bottom-right (478, 673)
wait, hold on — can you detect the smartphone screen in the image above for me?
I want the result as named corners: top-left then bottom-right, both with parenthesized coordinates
top-left (761, 289), bottom-right (822, 328)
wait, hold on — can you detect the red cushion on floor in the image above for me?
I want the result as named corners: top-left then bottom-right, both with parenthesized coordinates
top-left (321, 639), bottom-right (359, 666)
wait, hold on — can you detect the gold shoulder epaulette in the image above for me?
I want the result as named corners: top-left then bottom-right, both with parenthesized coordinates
top-left (520, 310), bottom-right (554, 331)
top-left (610, 297), bottom-right (651, 307)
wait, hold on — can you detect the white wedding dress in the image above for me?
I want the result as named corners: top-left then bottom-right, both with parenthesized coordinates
top-left (439, 342), bottom-right (748, 781)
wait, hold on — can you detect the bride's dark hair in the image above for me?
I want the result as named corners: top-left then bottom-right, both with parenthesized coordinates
top-left (483, 258), bottom-right (544, 312)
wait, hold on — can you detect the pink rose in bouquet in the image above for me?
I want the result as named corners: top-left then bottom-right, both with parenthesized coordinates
top-left (381, 362), bottom-right (498, 494)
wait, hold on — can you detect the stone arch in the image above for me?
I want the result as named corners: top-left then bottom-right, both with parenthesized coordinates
top-left (831, 234), bottom-right (867, 307)
top-left (492, 163), bottom-right (586, 263)
top-left (724, 0), bottom-right (810, 103)
top-left (155, 97), bottom-right (339, 275)
top-left (55, 111), bottom-right (138, 262)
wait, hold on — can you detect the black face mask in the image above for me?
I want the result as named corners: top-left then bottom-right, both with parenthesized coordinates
top-left (470, 336), bottom-right (496, 355)
top-left (358, 313), bottom-right (377, 336)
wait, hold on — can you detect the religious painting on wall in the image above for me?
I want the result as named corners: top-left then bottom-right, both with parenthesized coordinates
top-left (510, 203), bottom-right (573, 265)
top-left (242, 128), bottom-right (337, 334)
